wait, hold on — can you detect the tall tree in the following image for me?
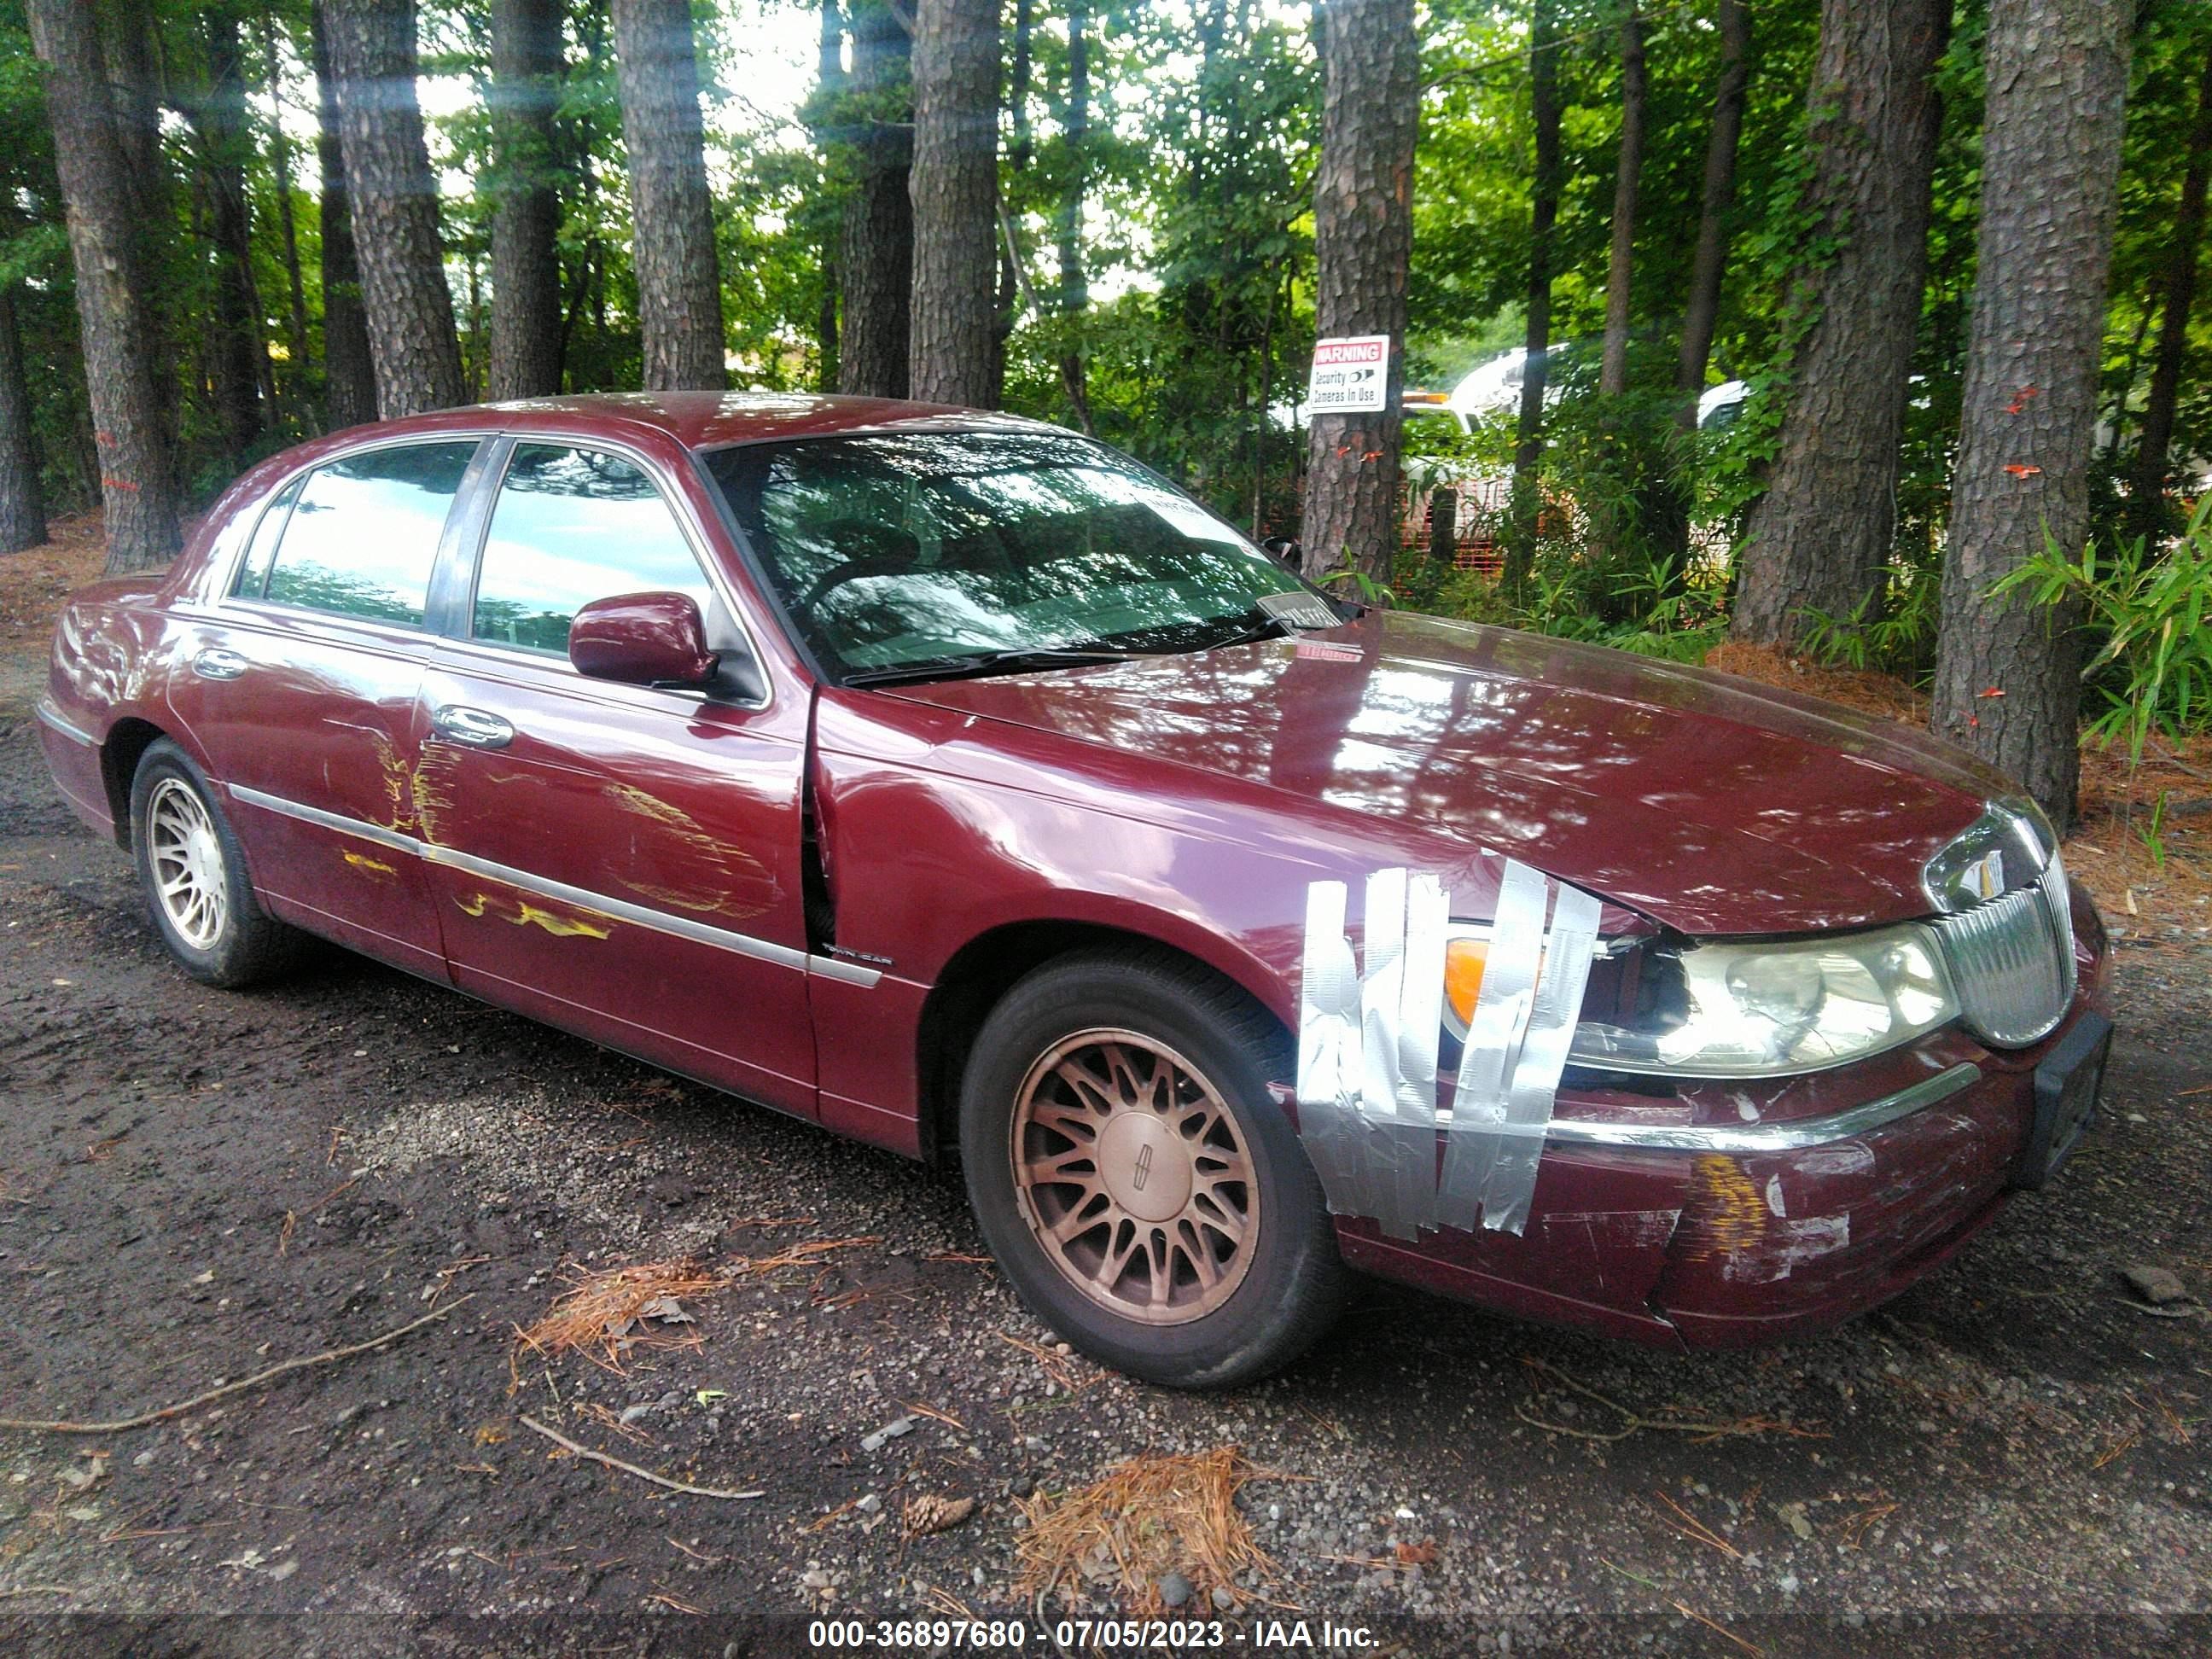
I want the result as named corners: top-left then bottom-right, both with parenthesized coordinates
top-left (1504, 0), bottom-right (1562, 595)
top-left (197, 11), bottom-right (271, 467)
top-left (988, 0), bottom-right (1033, 405)
top-left (259, 14), bottom-right (312, 397)
top-left (0, 285), bottom-right (44, 554)
top-left (609, 0), bottom-right (725, 391)
top-left (309, 0), bottom-right (376, 429)
top-left (1675, 0), bottom-right (1749, 425)
top-left (2128, 49), bottom-right (2211, 536)
top-left (838, 0), bottom-right (911, 398)
top-left (488, 0), bottom-right (566, 400)
top-left (1931, 0), bottom-right (2133, 830)
top-left (1300, 0), bottom-right (1418, 579)
top-left (100, 0), bottom-right (166, 221)
top-left (813, 0), bottom-right (844, 390)
top-left (909, 0), bottom-right (1000, 406)
top-left (1056, 0), bottom-right (1093, 430)
top-left (323, 0), bottom-right (466, 419)
top-left (26, 0), bottom-right (182, 573)
top-left (1597, 2), bottom-right (1646, 399)
top-left (1731, 0), bottom-right (1950, 647)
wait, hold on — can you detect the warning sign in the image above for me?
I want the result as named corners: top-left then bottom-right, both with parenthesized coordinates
top-left (1306, 334), bottom-right (1391, 414)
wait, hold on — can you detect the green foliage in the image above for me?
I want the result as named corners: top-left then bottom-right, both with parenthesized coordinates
top-left (1993, 495), bottom-right (2212, 770)
top-left (1321, 567), bottom-right (1397, 609)
top-left (1403, 530), bottom-right (1727, 666)
top-left (1796, 566), bottom-right (1942, 679)
top-left (2139, 789), bottom-right (2171, 870)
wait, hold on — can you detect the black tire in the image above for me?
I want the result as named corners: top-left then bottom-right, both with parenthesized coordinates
top-left (128, 739), bottom-right (303, 988)
top-left (959, 946), bottom-right (1351, 1388)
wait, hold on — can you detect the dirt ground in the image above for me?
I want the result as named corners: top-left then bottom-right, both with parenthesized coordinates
top-left (3, 531), bottom-right (2210, 1657)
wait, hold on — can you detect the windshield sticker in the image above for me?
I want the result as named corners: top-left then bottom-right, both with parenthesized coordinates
top-left (1296, 860), bottom-right (1599, 1239)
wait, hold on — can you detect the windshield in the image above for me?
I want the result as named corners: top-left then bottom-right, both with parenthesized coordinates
top-left (701, 428), bottom-right (1318, 682)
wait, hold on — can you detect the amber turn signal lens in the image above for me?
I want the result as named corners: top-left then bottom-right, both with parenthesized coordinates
top-left (1443, 936), bottom-right (1489, 1034)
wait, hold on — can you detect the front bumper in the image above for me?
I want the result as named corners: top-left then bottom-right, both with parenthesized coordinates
top-left (1335, 975), bottom-right (2113, 1349)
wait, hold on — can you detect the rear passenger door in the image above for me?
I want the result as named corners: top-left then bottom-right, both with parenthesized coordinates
top-left (418, 438), bottom-right (820, 1118)
top-left (167, 439), bottom-right (486, 978)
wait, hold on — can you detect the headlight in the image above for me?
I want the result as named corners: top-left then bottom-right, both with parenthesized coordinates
top-left (1560, 925), bottom-right (1958, 1078)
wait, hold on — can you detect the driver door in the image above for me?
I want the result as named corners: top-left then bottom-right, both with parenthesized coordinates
top-left (419, 438), bottom-right (818, 1119)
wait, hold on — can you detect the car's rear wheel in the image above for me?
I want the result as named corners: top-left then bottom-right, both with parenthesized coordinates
top-left (130, 740), bottom-right (302, 988)
top-left (959, 948), bottom-right (1350, 1388)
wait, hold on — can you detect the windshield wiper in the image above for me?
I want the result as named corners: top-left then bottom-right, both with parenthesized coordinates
top-left (1198, 614), bottom-right (1291, 651)
top-left (841, 646), bottom-right (1140, 689)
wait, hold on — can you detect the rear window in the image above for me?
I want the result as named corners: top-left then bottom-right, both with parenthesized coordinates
top-left (253, 442), bottom-right (478, 626)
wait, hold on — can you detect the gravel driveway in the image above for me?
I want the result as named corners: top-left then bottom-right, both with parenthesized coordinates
top-left (2, 650), bottom-right (2207, 1659)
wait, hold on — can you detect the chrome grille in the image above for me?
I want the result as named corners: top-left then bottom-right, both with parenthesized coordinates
top-left (1930, 853), bottom-right (2077, 1047)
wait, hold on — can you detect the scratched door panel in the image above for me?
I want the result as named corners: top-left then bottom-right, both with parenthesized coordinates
top-left (417, 647), bottom-right (817, 1116)
top-left (165, 609), bottom-right (446, 976)
top-left (161, 439), bottom-right (489, 978)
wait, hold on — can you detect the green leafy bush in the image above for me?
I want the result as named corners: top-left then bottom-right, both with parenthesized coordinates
top-left (1993, 493), bottom-right (2212, 767)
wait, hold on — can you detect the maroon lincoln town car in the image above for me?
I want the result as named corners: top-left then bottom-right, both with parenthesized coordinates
top-left (36, 393), bottom-right (2111, 1387)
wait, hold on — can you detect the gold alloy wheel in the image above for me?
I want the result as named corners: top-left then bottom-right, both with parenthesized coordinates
top-left (1009, 1028), bottom-right (1260, 1325)
top-left (146, 777), bottom-right (230, 952)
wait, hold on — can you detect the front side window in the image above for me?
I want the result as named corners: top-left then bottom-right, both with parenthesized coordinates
top-left (703, 430), bottom-right (1307, 681)
top-left (260, 442), bottom-right (478, 626)
top-left (470, 444), bottom-right (713, 654)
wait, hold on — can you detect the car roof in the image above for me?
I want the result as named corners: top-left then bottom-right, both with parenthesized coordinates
top-left (337, 392), bottom-right (1056, 453)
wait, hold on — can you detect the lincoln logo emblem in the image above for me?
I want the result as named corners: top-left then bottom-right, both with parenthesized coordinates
top-left (1132, 1144), bottom-right (1155, 1190)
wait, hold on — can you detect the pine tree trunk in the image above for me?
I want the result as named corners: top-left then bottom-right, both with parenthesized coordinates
top-left (489, 0), bottom-right (566, 401)
top-left (1057, 0), bottom-right (1092, 428)
top-left (310, 1), bottom-right (378, 430)
top-left (1299, 0), bottom-right (1418, 581)
top-left (99, 0), bottom-right (180, 462)
top-left (815, 0), bottom-right (844, 391)
top-left (1732, 0), bottom-right (1949, 646)
top-left (610, 0), bottom-right (725, 391)
top-left (909, 0), bottom-right (1000, 408)
top-left (260, 15), bottom-right (313, 401)
top-left (101, 0), bottom-right (166, 224)
top-left (1504, 0), bottom-right (1561, 596)
top-left (1597, 4), bottom-right (1645, 399)
top-left (26, 0), bottom-right (182, 573)
top-left (2128, 51), bottom-right (2211, 536)
top-left (1931, 0), bottom-right (2133, 831)
top-left (323, 0), bottom-right (466, 419)
top-left (1676, 0), bottom-right (1749, 422)
top-left (200, 13), bottom-right (270, 468)
top-left (838, 0), bottom-right (912, 399)
top-left (0, 286), bottom-right (45, 555)
top-left (989, 0), bottom-right (1033, 406)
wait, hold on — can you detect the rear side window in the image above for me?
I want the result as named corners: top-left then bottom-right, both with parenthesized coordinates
top-left (469, 444), bottom-right (712, 654)
top-left (230, 474), bottom-right (305, 598)
top-left (259, 442), bottom-right (477, 626)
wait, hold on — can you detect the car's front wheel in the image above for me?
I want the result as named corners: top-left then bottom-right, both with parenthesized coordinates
top-left (130, 740), bottom-right (302, 988)
top-left (959, 948), bottom-right (1351, 1388)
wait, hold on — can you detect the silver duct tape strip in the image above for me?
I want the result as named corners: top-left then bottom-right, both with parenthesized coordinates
top-left (1437, 861), bottom-right (1548, 1235)
top-left (1353, 868), bottom-right (1451, 1239)
top-left (1295, 881), bottom-right (1371, 1219)
top-left (1296, 859), bottom-right (1595, 1241)
top-left (1393, 872), bottom-right (1447, 1237)
top-left (1358, 867), bottom-right (1411, 1231)
top-left (1474, 882), bottom-right (1601, 1234)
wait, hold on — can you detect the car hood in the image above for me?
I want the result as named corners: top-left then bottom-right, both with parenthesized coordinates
top-left (886, 611), bottom-right (2011, 935)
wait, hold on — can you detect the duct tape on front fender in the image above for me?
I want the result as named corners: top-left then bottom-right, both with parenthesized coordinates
top-left (1295, 860), bottom-right (1600, 1239)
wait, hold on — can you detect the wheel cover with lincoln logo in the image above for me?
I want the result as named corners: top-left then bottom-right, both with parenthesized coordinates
top-left (1009, 1028), bottom-right (1260, 1325)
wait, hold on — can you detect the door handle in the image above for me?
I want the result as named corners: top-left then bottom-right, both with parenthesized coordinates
top-left (192, 647), bottom-right (248, 682)
top-left (430, 705), bottom-right (515, 750)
